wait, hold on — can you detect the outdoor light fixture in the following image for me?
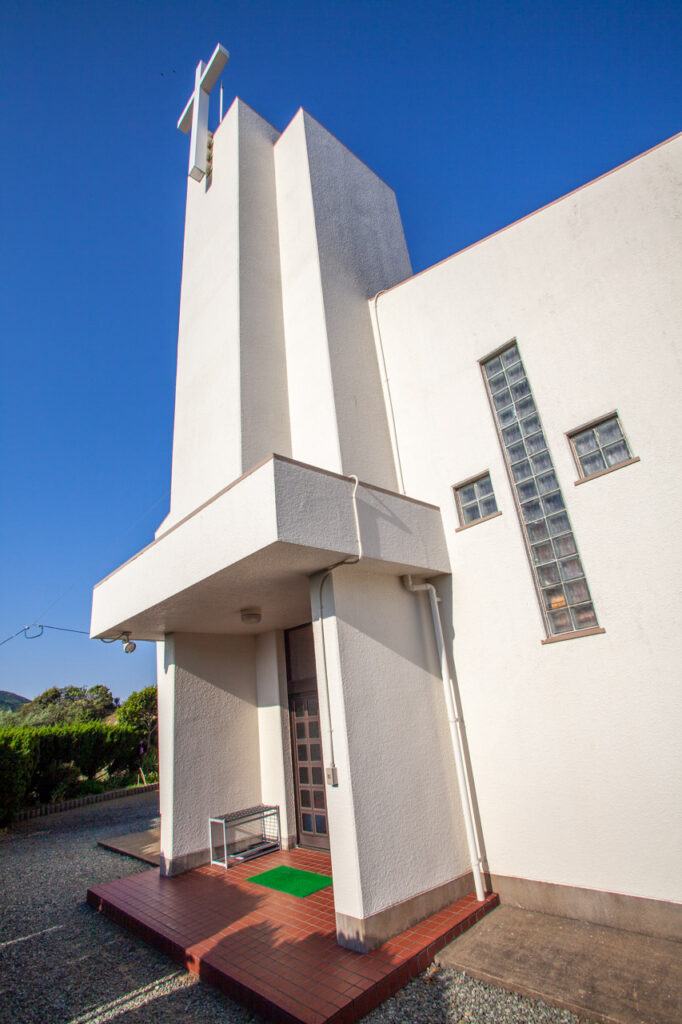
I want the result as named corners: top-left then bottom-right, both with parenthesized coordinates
top-left (122, 633), bottom-right (137, 654)
top-left (240, 607), bottom-right (261, 625)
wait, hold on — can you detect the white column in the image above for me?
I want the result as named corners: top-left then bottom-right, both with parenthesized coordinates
top-left (157, 635), bottom-right (176, 876)
top-left (274, 110), bottom-right (412, 489)
top-left (157, 633), bottom-right (261, 875)
top-left (311, 567), bottom-right (474, 949)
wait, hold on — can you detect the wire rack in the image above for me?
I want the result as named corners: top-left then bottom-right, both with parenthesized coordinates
top-left (209, 804), bottom-right (281, 869)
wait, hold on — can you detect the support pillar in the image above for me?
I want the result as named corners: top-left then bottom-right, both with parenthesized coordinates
top-left (156, 632), bottom-right (261, 876)
top-left (310, 567), bottom-right (475, 950)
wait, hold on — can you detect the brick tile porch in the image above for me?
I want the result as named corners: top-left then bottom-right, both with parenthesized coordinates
top-left (88, 848), bottom-right (498, 1024)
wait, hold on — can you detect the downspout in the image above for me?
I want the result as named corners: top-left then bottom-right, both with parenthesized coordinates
top-left (371, 288), bottom-right (486, 901)
top-left (316, 475), bottom-right (362, 787)
top-left (401, 576), bottom-right (485, 901)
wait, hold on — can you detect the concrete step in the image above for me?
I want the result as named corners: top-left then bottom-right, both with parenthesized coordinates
top-left (437, 904), bottom-right (681, 1024)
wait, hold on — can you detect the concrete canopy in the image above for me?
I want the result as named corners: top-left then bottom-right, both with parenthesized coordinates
top-left (91, 455), bottom-right (449, 641)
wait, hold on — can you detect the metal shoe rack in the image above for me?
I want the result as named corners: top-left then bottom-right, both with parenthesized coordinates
top-left (209, 804), bottom-right (281, 869)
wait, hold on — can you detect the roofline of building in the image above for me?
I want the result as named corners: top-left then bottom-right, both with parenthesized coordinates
top-left (216, 98), bottom-right (400, 198)
top-left (377, 130), bottom-right (682, 300)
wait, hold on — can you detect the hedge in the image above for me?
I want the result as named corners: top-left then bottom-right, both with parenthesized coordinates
top-left (0, 729), bottom-right (40, 826)
top-left (0, 723), bottom-right (139, 825)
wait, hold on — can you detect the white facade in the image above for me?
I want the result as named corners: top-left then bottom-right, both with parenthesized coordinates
top-left (92, 92), bottom-right (682, 948)
top-left (375, 139), bottom-right (682, 919)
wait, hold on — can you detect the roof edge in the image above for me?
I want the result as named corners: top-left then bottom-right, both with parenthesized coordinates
top-left (378, 130), bottom-right (682, 299)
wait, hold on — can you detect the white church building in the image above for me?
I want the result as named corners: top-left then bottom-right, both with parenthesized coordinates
top-left (92, 46), bottom-right (681, 952)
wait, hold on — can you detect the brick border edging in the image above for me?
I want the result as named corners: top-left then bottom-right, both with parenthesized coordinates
top-left (16, 783), bottom-right (159, 820)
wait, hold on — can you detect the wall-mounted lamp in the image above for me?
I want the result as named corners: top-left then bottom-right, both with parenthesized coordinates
top-left (240, 607), bottom-right (261, 625)
top-left (122, 633), bottom-right (137, 653)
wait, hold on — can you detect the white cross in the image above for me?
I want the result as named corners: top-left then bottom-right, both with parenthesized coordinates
top-left (177, 44), bottom-right (230, 181)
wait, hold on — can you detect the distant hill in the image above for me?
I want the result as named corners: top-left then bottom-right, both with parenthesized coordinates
top-left (0, 690), bottom-right (30, 712)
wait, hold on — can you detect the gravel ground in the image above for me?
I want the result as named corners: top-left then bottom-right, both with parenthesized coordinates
top-left (0, 793), bottom-right (257, 1024)
top-left (0, 794), bottom-right (587, 1024)
top-left (364, 965), bottom-right (589, 1023)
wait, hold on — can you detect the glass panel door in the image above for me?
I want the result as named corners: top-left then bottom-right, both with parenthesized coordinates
top-left (289, 691), bottom-right (330, 851)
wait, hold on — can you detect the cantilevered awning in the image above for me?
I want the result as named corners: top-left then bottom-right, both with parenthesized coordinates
top-left (91, 455), bottom-right (449, 641)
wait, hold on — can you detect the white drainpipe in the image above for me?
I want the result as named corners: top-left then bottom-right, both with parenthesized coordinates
top-left (372, 288), bottom-right (486, 900)
top-left (402, 575), bottom-right (486, 901)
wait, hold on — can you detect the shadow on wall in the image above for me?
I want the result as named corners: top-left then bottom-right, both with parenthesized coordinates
top-left (355, 489), bottom-right (412, 562)
top-left (332, 566), bottom-right (437, 674)
top-left (326, 566), bottom-right (490, 887)
top-left (166, 634), bottom-right (260, 709)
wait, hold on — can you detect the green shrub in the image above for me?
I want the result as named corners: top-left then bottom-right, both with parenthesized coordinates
top-left (49, 764), bottom-right (82, 803)
top-left (30, 726), bottom-right (73, 801)
top-left (139, 747), bottom-right (159, 784)
top-left (13, 685), bottom-right (117, 727)
top-left (0, 729), bottom-right (39, 825)
top-left (117, 686), bottom-right (157, 748)
top-left (70, 722), bottom-right (109, 778)
top-left (0, 723), bottom-right (139, 811)
top-left (104, 725), bottom-right (140, 775)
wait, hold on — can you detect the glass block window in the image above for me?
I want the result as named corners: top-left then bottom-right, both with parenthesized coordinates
top-left (482, 342), bottom-right (599, 637)
top-left (569, 415), bottom-right (634, 478)
top-left (454, 473), bottom-right (499, 527)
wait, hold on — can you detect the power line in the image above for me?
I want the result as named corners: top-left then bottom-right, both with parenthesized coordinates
top-left (32, 624), bottom-right (90, 636)
top-left (0, 627), bottom-right (29, 648)
top-left (1, 623), bottom-right (90, 646)
top-left (0, 623), bottom-right (129, 648)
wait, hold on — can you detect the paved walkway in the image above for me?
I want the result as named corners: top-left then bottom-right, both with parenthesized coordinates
top-left (5, 796), bottom-right (672, 1024)
top-left (88, 849), bottom-right (499, 1024)
top-left (98, 826), bottom-right (161, 865)
top-left (436, 904), bottom-right (682, 1024)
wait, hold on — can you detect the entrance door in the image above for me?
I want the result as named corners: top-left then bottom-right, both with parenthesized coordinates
top-left (289, 692), bottom-right (329, 850)
top-left (285, 625), bottom-right (330, 852)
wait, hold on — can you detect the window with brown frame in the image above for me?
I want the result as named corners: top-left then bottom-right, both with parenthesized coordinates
top-left (481, 341), bottom-right (602, 639)
top-left (454, 472), bottom-right (499, 528)
top-left (568, 414), bottom-right (637, 481)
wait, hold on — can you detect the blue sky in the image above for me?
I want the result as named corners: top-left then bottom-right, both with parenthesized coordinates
top-left (1, 0), bottom-right (680, 702)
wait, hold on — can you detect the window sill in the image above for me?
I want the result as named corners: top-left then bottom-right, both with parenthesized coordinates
top-left (574, 456), bottom-right (640, 486)
top-left (541, 626), bottom-right (606, 645)
top-left (455, 510), bottom-right (502, 533)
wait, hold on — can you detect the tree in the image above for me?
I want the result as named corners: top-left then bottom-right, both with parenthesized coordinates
top-left (87, 685), bottom-right (117, 718)
top-left (117, 686), bottom-right (158, 751)
top-left (32, 687), bottom-right (62, 708)
top-left (13, 685), bottom-right (117, 727)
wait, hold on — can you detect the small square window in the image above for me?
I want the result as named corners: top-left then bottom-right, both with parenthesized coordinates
top-left (454, 473), bottom-right (500, 529)
top-left (569, 414), bottom-right (637, 481)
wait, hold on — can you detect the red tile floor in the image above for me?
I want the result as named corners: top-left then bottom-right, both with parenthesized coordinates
top-left (87, 848), bottom-right (498, 1024)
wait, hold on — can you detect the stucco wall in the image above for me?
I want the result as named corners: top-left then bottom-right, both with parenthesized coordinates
top-left (238, 104), bottom-right (290, 473)
top-left (157, 637), bottom-right (175, 866)
top-left (158, 632), bottom-right (261, 872)
top-left (373, 135), bottom-right (682, 904)
top-left (91, 456), bottom-right (449, 643)
top-left (275, 110), bottom-right (412, 489)
top-left (274, 112), bottom-right (341, 475)
top-left (164, 99), bottom-right (288, 531)
top-left (312, 567), bottom-right (472, 924)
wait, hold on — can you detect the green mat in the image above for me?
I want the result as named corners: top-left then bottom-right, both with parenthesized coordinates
top-left (247, 864), bottom-right (333, 898)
